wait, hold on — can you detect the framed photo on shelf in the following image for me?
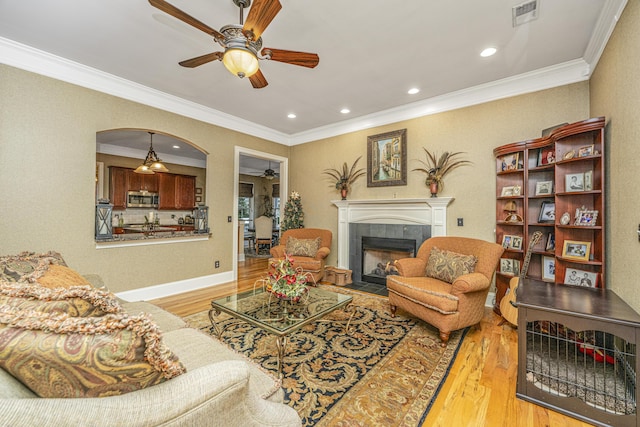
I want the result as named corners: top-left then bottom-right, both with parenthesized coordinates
top-left (538, 201), bottom-right (555, 223)
top-left (584, 170), bottom-right (593, 190)
top-left (545, 233), bottom-right (555, 251)
top-left (535, 181), bottom-right (553, 196)
top-left (366, 129), bottom-right (407, 187)
top-left (566, 173), bottom-right (584, 192)
top-left (497, 153), bottom-right (519, 172)
top-left (501, 235), bottom-right (523, 250)
top-left (500, 258), bottom-right (514, 275)
top-left (564, 268), bottom-right (598, 287)
top-left (578, 145), bottom-right (594, 157)
top-left (537, 147), bottom-right (555, 166)
top-left (575, 209), bottom-right (598, 226)
top-left (562, 240), bottom-right (591, 261)
top-left (542, 256), bottom-right (555, 282)
top-left (500, 185), bottom-right (521, 197)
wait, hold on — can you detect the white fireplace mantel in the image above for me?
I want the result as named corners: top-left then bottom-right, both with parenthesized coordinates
top-left (331, 197), bottom-right (454, 269)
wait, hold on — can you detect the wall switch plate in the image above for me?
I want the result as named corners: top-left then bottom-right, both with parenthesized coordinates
top-left (457, 218), bottom-right (464, 226)
top-left (227, 216), bottom-right (232, 222)
top-left (214, 260), bottom-right (220, 268)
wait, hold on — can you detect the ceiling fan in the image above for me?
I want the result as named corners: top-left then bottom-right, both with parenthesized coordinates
top-left (148, 0), bottom-right (319, 89)
top-left (262, 162), bottom-right (279, 180)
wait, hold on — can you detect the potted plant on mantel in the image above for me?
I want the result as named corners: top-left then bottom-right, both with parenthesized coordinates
top-left (322, 156), bottom-right (365, 200)
top-left (413, 148), bottom-right (472, 197)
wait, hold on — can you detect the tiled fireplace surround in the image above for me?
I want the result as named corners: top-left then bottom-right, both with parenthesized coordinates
top-left (331, 198), bottom-right (453, 283)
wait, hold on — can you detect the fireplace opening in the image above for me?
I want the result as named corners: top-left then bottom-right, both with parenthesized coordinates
top-left (361, 236), bottom-right (416, 285)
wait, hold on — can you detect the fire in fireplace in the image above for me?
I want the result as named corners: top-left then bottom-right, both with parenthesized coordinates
top-left (361, 236), bottom-right (416, 285)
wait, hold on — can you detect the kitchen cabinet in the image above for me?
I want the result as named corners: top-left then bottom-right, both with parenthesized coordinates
top-left (157, 173), bottom-right (176, 210)
top-left (109, 167), bottom-right (127, 210)
top-left (176, 175), bottom-right (196, 209)
top-left (127, 170), bottom-right (158, 192)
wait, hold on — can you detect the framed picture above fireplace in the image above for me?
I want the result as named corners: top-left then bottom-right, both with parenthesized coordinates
top-left (367, 128), bottom-right (407, 187)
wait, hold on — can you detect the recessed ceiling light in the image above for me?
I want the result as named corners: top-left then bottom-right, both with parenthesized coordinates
top-left (287, 113), bottom-right (296, 119)
top-left (340, 108), bottom-right (350, 114)
top-left (172, 145), bottom-right (180, 149)
top-left (480, 47), bottom-right (497, 57)
top-left (408, 88), bottom-right (420, 95)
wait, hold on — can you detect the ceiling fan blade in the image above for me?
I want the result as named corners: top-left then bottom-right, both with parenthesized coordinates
top-left (249, 69), bottom-right (268, 89)
top-left (243, 0), bottom-right (282, 40)
top-left (178, 52), bottom-right (224, 68)
top-left (148, 0), bottom-right (224, 40)
top-left (263, 48), bottom-right (319, 68)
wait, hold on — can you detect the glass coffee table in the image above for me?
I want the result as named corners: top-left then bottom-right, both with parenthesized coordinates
top-left (209, 285), bottom-right (355, 377)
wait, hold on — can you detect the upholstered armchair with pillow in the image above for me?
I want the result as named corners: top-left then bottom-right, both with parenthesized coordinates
top-left (387, 237), bottom-right (504, 346)
top-left (269, 229), bottom-right (332, 283)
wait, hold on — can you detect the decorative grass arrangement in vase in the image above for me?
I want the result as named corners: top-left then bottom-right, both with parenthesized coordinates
top-left (322, 156), bottom-right (365, 200)
top-left (413, 148), bottom-right (472, 197)
top-left (267, 253), bottom-right (309, 302)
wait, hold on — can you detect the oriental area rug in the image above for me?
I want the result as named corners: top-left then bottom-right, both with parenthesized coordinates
top-left (185, 286), bottom-right (467, 426)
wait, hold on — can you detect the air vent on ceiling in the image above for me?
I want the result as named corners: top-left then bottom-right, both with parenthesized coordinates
top-left (512, 0), bottom-right (538, 27)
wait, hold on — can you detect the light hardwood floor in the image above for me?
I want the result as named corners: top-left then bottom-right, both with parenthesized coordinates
top-left (150, 258), bottom-right (591, 427)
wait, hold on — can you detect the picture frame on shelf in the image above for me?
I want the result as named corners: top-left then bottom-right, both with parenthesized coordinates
top-left (564, 268), bottom-right (598, 287)
top-left (537, 147), bottom-right (555, 166)
top-left (578, 145), bottom-right (594, 157)
top-left (535, 181), bottom-right (553, 196)
top-left (542, 256), bottom-right (555, 282)
top-left (584, 170), bottom-right (593, 190)
top-left (501, 235), bottom-right (512, 249)
top-left (545, 233), bottom-right (555, 251)
top-left (512, 259), bottom-right (521, 276)
top-left (500, 185), bottom-right (521, 197)
top-left (497, 153), bottom-right (519, 172)
top-left (562, 240), bottom-right (591, 261)
top-left (538, 201), bottom-right (555, 223)
top-left (566, 173), bottom-right (584, 192)
top-left (575, 209), bottom-right (598, 226)
top-left (366, 128), bottom-right (407, 187)
top-left (501, 234), bottom-right (523, 250)
top-left (500, 258), bottom-right (514, 275)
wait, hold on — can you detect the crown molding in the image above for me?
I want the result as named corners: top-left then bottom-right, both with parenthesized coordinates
top-left (0, 30), bottom-right (608, 147)
top-left (583, 0), bottom-right (627, 69)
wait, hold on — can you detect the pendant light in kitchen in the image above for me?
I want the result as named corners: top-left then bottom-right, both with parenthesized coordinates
top-left (134, 132), bottom-right (169, 174)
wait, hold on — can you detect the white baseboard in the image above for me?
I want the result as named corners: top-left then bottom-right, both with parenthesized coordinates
top-left (116, 271), bottom-right (234, 302)
top-left (485, 291), bottom-right (496, 308)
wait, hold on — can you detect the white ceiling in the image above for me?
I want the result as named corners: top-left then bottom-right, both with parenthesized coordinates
top-left (0, 0), bottom-right (626, 147)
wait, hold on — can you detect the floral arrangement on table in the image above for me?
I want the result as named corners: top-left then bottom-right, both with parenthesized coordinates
top-left (267, 253), bottom-right (309, 302)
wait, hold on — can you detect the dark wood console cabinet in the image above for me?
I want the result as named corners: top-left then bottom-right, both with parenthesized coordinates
top-left (517, 280), bottom-right (639, 427)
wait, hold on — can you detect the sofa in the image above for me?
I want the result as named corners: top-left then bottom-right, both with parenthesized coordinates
top-left (269, 228), bottom-right (332, 283)
top-left (0, 252), bottom-right (301, 426)
top-left (387, 237), bottom-right (504, 346)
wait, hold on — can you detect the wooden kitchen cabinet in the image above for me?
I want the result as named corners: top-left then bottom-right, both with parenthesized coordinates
top-left (109, 166), bottom-right (127, 210)
top-left (127, 170), bottom-right (158, 192)
top-left (157, 173), bottom-right (176, 210)
top-left (176, 175), bottom-right (196, 209)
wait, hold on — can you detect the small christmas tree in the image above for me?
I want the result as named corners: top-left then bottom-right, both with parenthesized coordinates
top-left (281, 191), bottom-right (304, 232)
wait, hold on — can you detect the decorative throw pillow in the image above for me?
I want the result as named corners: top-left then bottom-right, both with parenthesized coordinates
top-left (285, 237), bottom-right (321, 257)
top-left (0, 306), bottom-right (186, 398)
top-left (35, 264), bottom-right (90, 289)
top-left (425, 247), bottom-right (478, 284)
top-left (0, 251), bottom-right (67, 284)
top-left (0, 283), bottom-right (122, 317)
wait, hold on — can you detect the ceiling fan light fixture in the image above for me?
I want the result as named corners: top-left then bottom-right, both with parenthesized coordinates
top-left (223, 47), bottom-right (259, 78)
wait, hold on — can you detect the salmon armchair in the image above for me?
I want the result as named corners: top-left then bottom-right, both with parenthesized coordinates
top-left (269, 228), bottom-right (332, 283)
top-left (387, 236), bottom-right (504, 346)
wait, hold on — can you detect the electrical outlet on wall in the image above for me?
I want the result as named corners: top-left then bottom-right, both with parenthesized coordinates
top-left (457, 218), bottom-right (464, 226)
top-left (214, 260), bottom-right (220, 268)
top-left (227, 216), bottom-right (232, 222)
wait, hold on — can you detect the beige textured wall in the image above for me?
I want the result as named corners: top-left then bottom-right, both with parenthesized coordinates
top-left (290, 83), bottom-right (590, 268)
top-left (590, 1), bottom-right (640, 310)
top-left (0, 65), bottom-right (288, 293)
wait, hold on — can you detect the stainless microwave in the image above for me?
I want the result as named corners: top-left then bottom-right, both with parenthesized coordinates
top-left (127, 191), bottom-right (159, 208)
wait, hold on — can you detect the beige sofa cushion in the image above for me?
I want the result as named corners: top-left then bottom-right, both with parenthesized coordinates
top-left (35, 265), bottom-right (90, 289)
top-left (387, 276), bottom-right (459, 314)
top-left (425, 247), bottom-right (477, 284)
top-left (0, 307), bottom-right (185, 398)
top-left (0, 251), bottom-right (67, 283)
